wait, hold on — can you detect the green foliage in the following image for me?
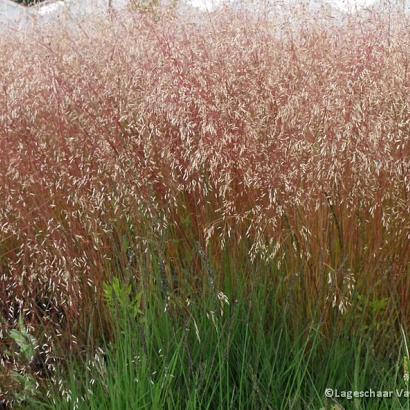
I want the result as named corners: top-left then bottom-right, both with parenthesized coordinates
top-left (11, 372), bottom-right (37, 406)
top-left (103, 277), bottom-right (143, 320)
top-left (9, 316), bottom-right (37, 363)
top-left (30, 270), bottom-right (410, 410)
top-left (3, 316), bottom-right (39, 406)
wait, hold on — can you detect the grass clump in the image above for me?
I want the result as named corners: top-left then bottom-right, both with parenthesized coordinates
top-left (30, 266), bottom-right (410, 409)
top-left (0, 1), bottom-right (409, 408)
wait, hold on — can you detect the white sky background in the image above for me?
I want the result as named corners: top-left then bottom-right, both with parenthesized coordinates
top-left (188, 0), bottom-right (377, 13)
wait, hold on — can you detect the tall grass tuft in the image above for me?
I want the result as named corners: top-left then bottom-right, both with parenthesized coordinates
top-left (29, 266), bottom-right (410, 409)
top-left (0, 1), bottom-right (409, 407)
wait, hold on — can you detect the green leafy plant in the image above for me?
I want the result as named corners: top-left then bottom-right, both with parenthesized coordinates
top-left (9, 316), bottom-right (37, 363)
top-left (4, 316), bottom-right (39, 406)
top-left (103, 277), bottom-right (143, 320)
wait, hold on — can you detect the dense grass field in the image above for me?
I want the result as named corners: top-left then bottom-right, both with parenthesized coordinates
top-left (0, 2), bottom-right (409, 408)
